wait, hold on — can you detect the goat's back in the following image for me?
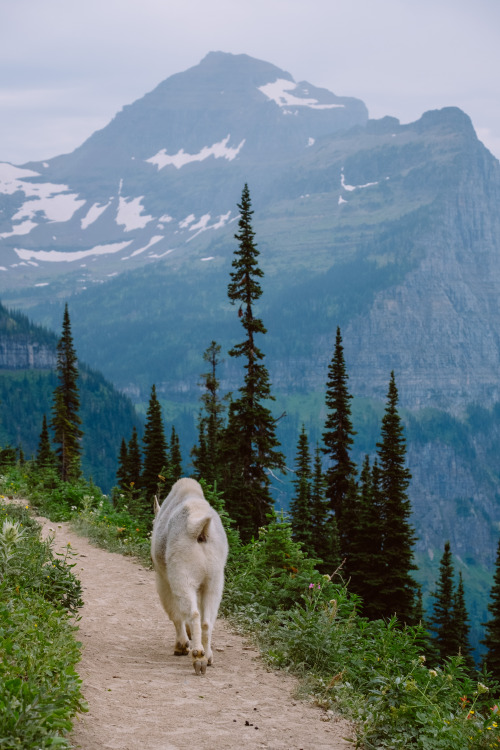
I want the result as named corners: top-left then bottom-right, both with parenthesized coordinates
top-left (151, 478), bottom-right (228, 576)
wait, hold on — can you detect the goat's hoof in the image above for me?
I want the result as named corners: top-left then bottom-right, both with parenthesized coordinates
top-left (193, 657), bottom-right (208, 675)
top-left (174, 642), bottom-right (189, 655)
top-left (191, 648), bottom-right (205, 659)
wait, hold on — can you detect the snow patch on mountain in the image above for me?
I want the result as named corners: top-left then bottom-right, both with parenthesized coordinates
top-left (146, 135), bottom-right (245, 170)
top-left (14, 242), bottom-right (133, 263)
top-left (341, 169), bottom-right (379, 192)
top-left (81, 201), bottom-right (111, 229)
top-left (123, 235), bottom-right (164, 259)
top-left (258, 79), bottom-right (345, 110)
top-left (116, 195), bottom-right (153, 231)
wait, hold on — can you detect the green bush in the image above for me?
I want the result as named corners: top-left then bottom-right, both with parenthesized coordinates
top-left (0, 499), bottom-right (85, 748)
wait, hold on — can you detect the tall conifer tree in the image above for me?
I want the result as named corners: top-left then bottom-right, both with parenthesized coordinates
top-left (482, 539), bottom-right (500, 680)
top-left (51, 304), bottom-right (83, 482)
top-left (116, 438), bottom-right (129, 489)
top-left (142, 385), bottom-right (168, 503)
top-left (451, 572), bottom-right (475, 670)
top-left (322, 327), bottom-right (356, 553)
top-left (429, 541), bottom-right (456, 661)
top-left (310, 444), bottom-right (340, 573)
top-left (289, 426), bottom-right (314, 555)
top-left (127, 426), bottom-right (142, 489)
top-left (36, 414), bottom-right (56, 469)
top-left (169, 426), bottom-right (183, 484)
top-left (192, 341), bottom-right (228, 486)
top-left (222, 184), bottom-right (285, 539)
top-left (376, 371), bottom-right (417, 623)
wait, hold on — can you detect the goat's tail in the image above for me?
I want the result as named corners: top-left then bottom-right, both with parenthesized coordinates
top-left (188, 514), bottom-right (212, 543)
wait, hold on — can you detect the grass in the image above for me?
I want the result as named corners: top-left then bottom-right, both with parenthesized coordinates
top-left (0, 494), bottom-right (86, 749)
top-left (2, 461), bottom-right (500, 749)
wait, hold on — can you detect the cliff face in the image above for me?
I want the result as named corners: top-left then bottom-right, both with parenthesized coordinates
top-left (0, 337), bottom-right (57, 369)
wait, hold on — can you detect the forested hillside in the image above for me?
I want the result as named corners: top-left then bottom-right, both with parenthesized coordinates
top-left (0, 302), bottom-right (141, 490)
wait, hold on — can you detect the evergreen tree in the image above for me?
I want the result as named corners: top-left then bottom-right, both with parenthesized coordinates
top-left (169, 426), bottom-right (183, 485)
top-left (127, 426), bottom-right (142, 489)
top-left (36, 414), bottom-right (56, 469)
top-left (451, 572), bottom-right (475, 670)
top-left (482, 539), bottom-right (500, 680)
top-left (346, 457), bottom-right (387, 620)
top-left (289, 426), bottom-right (314, 555)
top-left (192, 341), bottom-right (228, 486)
top-left (50, 304), bottom-right (83, 482)
top-left (222, 184), bottom-right (285, 540)
top-left (142, 384), bottom-right (169, 504)
top-left (376, 371), bottom-right (417, 623)
top-left (429, 541), bottom-right (457, 661)
top-left (310, 444), bottom-right (341, 573)
top-left (116, 438), bottom-right (129, 489)
top-left (322, 327), bottom-right (356, 553)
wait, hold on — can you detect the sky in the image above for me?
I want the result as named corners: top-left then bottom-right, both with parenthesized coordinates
top-left (1, 0), bottom-right (499, 165)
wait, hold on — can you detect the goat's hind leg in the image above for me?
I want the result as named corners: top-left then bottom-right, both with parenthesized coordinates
top-left (173, 619), bottom-right (190, 655)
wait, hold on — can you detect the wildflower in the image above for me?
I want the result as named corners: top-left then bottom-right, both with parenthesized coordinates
top-left (428, 670), bottom-right (438, 678)
top-left (136, 528), bottom-right (140, 532)
top-left (309, 583), bottom-right (314, 589)
top-left (477, 682), bottom-right (489, 694)
top-left (419, 655), bottom-right (426, 664)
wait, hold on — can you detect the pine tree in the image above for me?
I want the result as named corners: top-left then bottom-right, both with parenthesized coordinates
top-left (127, 426), bottom-right (142, 489)
top-left (346, 457), bottom-right (387, 620)
top-left (116, 438), bottom-right (129, 489)
top-left (36, 414), bottom-right (56, 468)
top-left (322, 327), bottom-right (356, 553)
top-left (310, 444), bottom-right (341, 573)
top-left (289, 426), bottom-right (314, 555)
top-left (169, 426), bottom-right (183, 485)
top-left (192, 341), bottom-right (228, 486)
top-left (429, 541), bottom-right (457, 661)
top-left (142, 384), bottom-right (169, 504)
top-left (376, 371), bottom-right (417, 623)
top-left (222, 184), bottom-right (285, 540)
top-left (50, 304), bottom-right (83, 482)
top-left (451, 572), bottom-right (475, 670)
top-left (482, 539), bottom-right (500, 680)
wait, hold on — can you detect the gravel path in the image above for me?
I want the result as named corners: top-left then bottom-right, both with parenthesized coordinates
top-left (36, 515), bottom-right (353, 750)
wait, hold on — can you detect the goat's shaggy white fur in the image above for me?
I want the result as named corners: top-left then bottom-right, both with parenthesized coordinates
top-left (151, 478), bottom-right (228, 675)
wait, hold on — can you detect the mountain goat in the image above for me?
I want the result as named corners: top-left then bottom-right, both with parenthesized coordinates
top-left (151, 478), bottom-right (228, 675)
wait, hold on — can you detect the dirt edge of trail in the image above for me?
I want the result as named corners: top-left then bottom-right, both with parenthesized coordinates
top-left (32, 509), bottom-right (355, 750)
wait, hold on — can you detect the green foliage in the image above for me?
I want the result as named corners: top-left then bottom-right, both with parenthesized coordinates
top-left (0, 500), bottom-right (85, 748)
top-left (483, 539), bottom-right (500, 681)
top-left (141, 384), bottom-right (168, 502)
top-left (322, 326), bottom-right (357, 542)
top-left (222, 184), bottom-right (285, 540)
top-left (51, 304), bottom-right (83, 482)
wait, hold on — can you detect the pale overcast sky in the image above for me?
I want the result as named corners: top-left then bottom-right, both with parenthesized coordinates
top-left (1, 0), bottom-right (499, 164)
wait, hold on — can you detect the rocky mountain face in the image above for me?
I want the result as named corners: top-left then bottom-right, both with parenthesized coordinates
top-left (1, 52), bottom-right (500, 647)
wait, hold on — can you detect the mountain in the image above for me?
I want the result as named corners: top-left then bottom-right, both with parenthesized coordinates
top-left (0, 303), bottom-right (141, 491)
top-left (1, 51), bottom-right (500, 652)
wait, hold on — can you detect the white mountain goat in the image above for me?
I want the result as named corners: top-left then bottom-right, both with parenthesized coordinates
top-left (151, 478), bottom-right (228, 675)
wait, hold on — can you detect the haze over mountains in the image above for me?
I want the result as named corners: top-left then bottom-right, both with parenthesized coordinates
top-left (1, 51), bottom-right (500, 649)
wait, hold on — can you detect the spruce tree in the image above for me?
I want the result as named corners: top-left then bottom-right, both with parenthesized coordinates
top-left (50, 304), bottom-right (83, 482)
top-left (169, 426), bottom-right (183, 485)
top-left (289, 426), bottom-right (314, 555)
top-left (127, 426), bottom-right (142, 489)
top-left (451, 572), bottom-right (475, 670)
top-left (116, 438), bottom-right (129, 489)
top-left (310, 444), bottom-right (341, 573)
top-left (222, 184), bottom-right (285, 540)
top-left (376, 371), bottom-right (417, 623)
top-left (482, 538), bottom-right (500, 680)
top-left (429, 541), bottom-right (457, 661)
top-left (142, 385), bottom-right (168, 504)
top-left (36, 414), bottom-right (56, 469)
top-left (192, 341), bottom-right (228, 486)
top-left (322, 327), bottom-right (356, 553)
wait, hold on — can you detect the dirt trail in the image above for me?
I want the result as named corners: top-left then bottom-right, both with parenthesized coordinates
top-left (35, 515), bottom-right (353, 750)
